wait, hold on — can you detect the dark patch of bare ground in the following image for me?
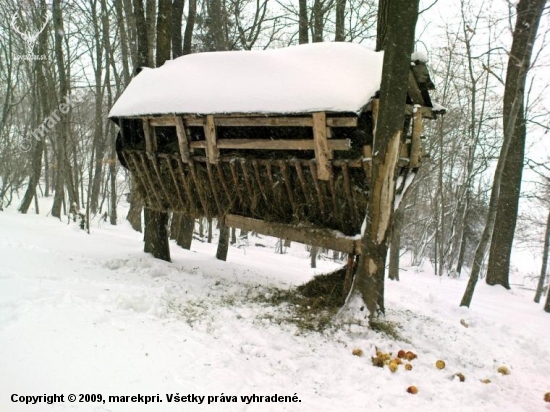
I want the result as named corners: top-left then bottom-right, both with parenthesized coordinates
top-left (256, 266), bottom-right (406, 340)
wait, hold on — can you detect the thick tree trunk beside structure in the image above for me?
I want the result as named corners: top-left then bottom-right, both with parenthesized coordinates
top-left (351, 0), bottom-right (419, 319)
top-left (216, 224), bottom-right (230, 261)
top-left (144, 208), bottom-right (171, 261)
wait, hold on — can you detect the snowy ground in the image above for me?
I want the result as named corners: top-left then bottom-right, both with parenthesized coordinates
top-left (1, 205), bottom-right (549, 412)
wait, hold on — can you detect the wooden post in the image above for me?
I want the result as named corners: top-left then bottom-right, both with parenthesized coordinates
top-left (143, 119), bottom-right (156, 156)
top-left (410, 108), bottom-right (423, 168)
top-left (175, 115), bottom-right (191, 163)
top-left (312, 112), bottom-right (331, 180)
top-left (203, 115), bottom-right (220, 164)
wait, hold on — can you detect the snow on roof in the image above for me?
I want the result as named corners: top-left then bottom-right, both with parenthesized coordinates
top-left (108, 42), bottom-right (384, 118)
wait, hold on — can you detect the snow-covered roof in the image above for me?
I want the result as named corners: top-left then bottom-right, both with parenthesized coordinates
top-left (108, 42), bottom-right (384, 118)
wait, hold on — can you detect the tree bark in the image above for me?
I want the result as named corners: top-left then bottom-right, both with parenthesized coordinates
top-left (351, 0), bottom-right (419, 319)
top-left (171, 0), bottom-right (185, 57)
top-left (388, 205), bottom-right (403, 281)
top-left (485, 0), bottom-right (543, 288)
top-left (216, 224), bottom-right (230, 261)
top-left (51, 0), bottom-right (68, 219)
top-left (375, 0), bottom-right (389, 51)
top-left (156, 0), bottom-right (172, 65)
top-left (460, 0), bottom-right (545, 307)
top-left (176, 214), bottom-right (194, 249)
top-left (310, 246), bottom-right (319, 268)
top-left (535, 209), bottom-right (550, 303)
top-left (298, 0), bottom-right (308, 44)
top-left (144, 208), bottom-right (171, 261)
top-left (335, 0), bottom-right (346, 42)
top-left (182, 0), bottom-right (196, 55)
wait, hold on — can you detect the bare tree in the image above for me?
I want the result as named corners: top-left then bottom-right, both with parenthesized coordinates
top-left (461, 0), bottom-right (545, 307)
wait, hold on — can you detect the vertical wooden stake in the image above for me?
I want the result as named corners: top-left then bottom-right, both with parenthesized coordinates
top-left (204, 115), bottom-right (220, 164)
top-left (175, 115), bottom-right (191, 163)
top-left (312, 112), bottom-right (331, 180)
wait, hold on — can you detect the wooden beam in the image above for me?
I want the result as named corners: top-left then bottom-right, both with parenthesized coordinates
top-left (174, 115), bottom-right (191, 163)
top-left (312, 112), bottom-right (331, 180)
top-left (225, 214), bottom-right (362, 254)
top-left (410, 108), bottom-right (423, 168)
top-left (184, 115), bottom-right (358, 127)
top-left (142, 119), bottom-right (156, 155)
top-left (149, 117), bottom-right (176, 127)
top-left (189, 138), bottom-right (350, 151)
top-left (203, 115), bottom-right (220, 164)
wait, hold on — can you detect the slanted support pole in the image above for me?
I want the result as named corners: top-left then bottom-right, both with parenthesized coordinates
top-left (204, 114), bottom-right (220, 164)
top-left (312, 112), bottom-right (331, 180)
top-left (175, 115), bottom-right (191, 163)
top-left (410, 108), bottom-right (423, 168)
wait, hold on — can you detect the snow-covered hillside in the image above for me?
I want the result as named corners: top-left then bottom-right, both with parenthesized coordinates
top-left (0, 207), bottom-right (549, 412)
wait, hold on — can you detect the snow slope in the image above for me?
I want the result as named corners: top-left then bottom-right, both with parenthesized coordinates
top-left (0, 208), bottom-right (549, 412)
top-left (108, 42), bottom-right (384, 117)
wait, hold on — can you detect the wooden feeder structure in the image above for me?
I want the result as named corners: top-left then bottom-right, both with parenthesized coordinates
top-left (109, 43), bottom-right (444, 256)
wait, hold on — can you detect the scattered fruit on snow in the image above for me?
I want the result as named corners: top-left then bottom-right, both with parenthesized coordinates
top-left (544, 392), bottom-right (550, 403)
top-left (455, 373), bottom-right (465, 382)
top-left (393, 357), bottom-right (403, 365)
top-left (407, 386), bottom-right (418, 394)
top-left (389, 361), bottom-right (398, 373)
top-left (397, 350), bottom-right (406, 358)
top-left (352, 348), bottom-right (363, 357)
top-left (405, 351), bottom-right (417, 361)
top-left (405, 363), bottom-right (413, 371)
top-left (436, 360), bottom-right (446, 370)
top-left (480, 379), bottom-right (491, 384)
top-left (371, 356), bottom-right (385, 368)
top-left (460, 319), bottom-right (469, 328)
top-left (497, 366), bottom-right (510, 375)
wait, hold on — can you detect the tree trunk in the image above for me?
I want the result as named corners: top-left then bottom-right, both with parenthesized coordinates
top-left (485, 102), bottom-right (525, 289)
top-left (310, 246), bottom-right (319, 268)
top-left (144, 208), bottom-right (171, 261)
top-left (545, 283), bottom-right (550, 313)
top-left (460, 0), bottom-right (545, 307)
top-left (133, 0), bottom-right (149, 67)
top-left (156, 0), bottom-right (172, 65)
top-left (216, 224), bottom-right (230, 261)
top-left (171, 0), bottom-right (185, 57)
top-left (388, 205), bottom-right (403, 281)
top-left (335, 0), bottom-right (345, 42)
top-left (298, 0), bottom-right (308, 44)
top-left (127, 178), bottom-right (143, 231)
top-left (312, 0), bottom-right (324, 42)
top-left (51, 0), bottom-right (68, 219)
top-left (176, 214), bottom-right (194, 250)
top-left (375, 0), bottom-right (389, 51)
top-left (535, 209), bottom-right (550, 303)
top-left (351, 0), bottom-right (419, 319)
top-left (182, 0), bottom-right (196, 55)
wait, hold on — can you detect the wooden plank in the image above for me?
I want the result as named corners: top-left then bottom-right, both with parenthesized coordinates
top-left (142, 119), bottom-right (156, 155)
top-left (185, 116), bottom-right (358, 128)
top-left (175, 155), bottom-right (198, 217)
top-left (225, 214), bottom-right (362, 255)
top-left (138, 152), bottom-right (164, 208)
top-left (312, 112), bottom-right (331, 180)
top-left (189, 139), bottom-right (351, 151)
top-left (203, 115), bottom-right (220, 164)
top-left (149, 117), bottom-right (176, 127)
top-left (164, 156), bottom-right (187, 210)
top-left (206, 162), bottom-right (223, 215)
top-left (410, 108), bottom-right (423, 168)
top-left (326, 117), bottom-right (358, 127)
top-left (175, 115), bottom-right (191, 163)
